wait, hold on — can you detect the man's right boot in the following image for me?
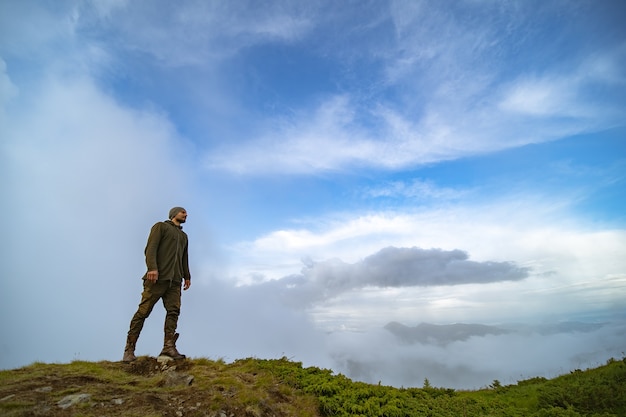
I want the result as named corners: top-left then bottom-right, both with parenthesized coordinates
top-left (122, 335), bottom-right (138, 363)
top-left (159, 333), bottom-right (186, 360)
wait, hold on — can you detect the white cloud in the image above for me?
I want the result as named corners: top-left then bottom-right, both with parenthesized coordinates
top-left (0, 73), bottom-right (198, 369)
top-left (497, 50), bottom-right (626, 120)
top-left (499, 77), bottom-right (577, 116)
top-left (202, 46), bottom-right (625, 175)
top-left (327, 321), bottom-right (626, 389)
top-left (363, 178), bottom-right (470, 200)
top-left (204, 95), bottom-right (379, 174)
top-left (78, 1), bottom-right (314, 66)
top-left (222, 191), bottom-right (626, 331)
top-left (6, 2), bottom-right (622, 177)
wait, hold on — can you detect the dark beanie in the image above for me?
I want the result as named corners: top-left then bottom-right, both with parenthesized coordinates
top-left (169, 207), bottom-right (185, 219)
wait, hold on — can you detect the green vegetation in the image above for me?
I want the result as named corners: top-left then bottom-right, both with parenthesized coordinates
top-left (0, 356), bottom-right (624, 416)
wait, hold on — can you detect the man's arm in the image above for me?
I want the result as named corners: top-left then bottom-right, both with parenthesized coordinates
top-left (144, 223), bottom-right (162, 282)
top-left (182, 237), bottom-right (191, 290)
top-left (182, 235), bottom-right (191, 275)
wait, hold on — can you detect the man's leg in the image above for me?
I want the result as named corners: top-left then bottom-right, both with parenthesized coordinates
top-left (159, 281), bottom-right (185, 359)
top-left (162, 282), bottom-right (182, 336)
top-left (123, 280), bottom-right (168, 362)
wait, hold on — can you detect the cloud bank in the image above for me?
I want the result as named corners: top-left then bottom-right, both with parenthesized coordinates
top-left (270, 247), bottom-right (529, 307)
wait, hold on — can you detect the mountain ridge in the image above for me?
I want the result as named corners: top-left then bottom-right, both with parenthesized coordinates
top-left (1, 355), bottom-right (625, 416)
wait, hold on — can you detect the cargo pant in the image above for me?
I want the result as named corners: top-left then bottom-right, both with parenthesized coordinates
top-left (127, 279), bottom-right (182, 339)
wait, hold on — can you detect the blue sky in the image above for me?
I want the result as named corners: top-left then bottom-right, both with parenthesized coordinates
top-left (1, 0), bottom-right (625, 389)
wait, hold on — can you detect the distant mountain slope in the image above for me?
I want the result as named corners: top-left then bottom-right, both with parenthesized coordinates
top-left (500, 321), bottom-right (606, 335)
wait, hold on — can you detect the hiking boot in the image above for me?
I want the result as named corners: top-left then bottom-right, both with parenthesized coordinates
top-left (122, 335), bottom-right (138, 363)
top-left (159, 333), bottom-right (186, 360)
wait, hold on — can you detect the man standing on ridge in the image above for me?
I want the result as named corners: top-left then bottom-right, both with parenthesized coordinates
top-left (123, 207), bottom-right (191, 362)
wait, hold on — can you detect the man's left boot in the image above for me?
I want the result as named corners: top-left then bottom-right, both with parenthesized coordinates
top-left (159, 333), bottom-right (186, 360)
top-left (122, 335), bottom-right (138, 363)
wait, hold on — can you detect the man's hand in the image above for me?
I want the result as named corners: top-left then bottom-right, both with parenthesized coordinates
top-left (183, 279), bottom-right (191, 291)
top-left (146, 270), bottom-right (158, 283)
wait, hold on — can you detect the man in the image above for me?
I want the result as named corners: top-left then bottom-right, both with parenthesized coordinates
top-left (123, 207), bottom-right (192, 362)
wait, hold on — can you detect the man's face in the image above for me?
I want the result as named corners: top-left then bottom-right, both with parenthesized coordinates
top-left (174, 210), bottom-right (187, 223)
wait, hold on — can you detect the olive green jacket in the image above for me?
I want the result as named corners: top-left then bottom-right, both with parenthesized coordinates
top-left (143, 220), bottom-right (190, 283)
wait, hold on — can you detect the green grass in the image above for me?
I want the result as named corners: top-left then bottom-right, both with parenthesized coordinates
top-left (0, 356), bottom-right (624, 416)
top-left (250, 356), bottom-right (626, 416)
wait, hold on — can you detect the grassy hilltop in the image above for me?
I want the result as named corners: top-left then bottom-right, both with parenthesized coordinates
top-left (1, 356), bottom-right (624, 416)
